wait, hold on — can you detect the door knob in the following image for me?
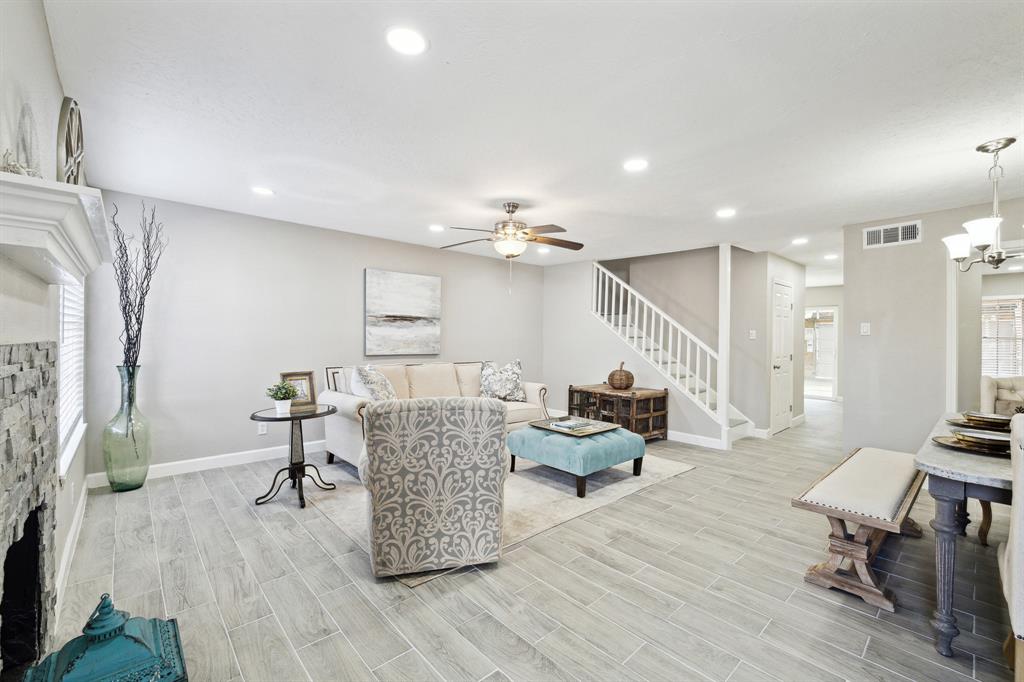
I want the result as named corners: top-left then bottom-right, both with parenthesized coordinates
top-left (773, 364), bottom-right (781, 370)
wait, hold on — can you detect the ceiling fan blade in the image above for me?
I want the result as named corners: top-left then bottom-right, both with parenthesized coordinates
top-left (525, 224), bottom-right (566, 235)
top-left (530, 236), bottom-right (584, 251)
top-left (448, 226), bottom-right (495, 233)
top-left (441, 238), bottom-right (492, 249)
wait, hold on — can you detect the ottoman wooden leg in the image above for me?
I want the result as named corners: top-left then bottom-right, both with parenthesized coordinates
top-left (510, 455), bottom-right (516, 472)
top-left (576, 475), bottom-right (587, 498)
top-left (633, 457), bottom-right (644, 476)
top-left (326, 451), bottom-right (335, 464)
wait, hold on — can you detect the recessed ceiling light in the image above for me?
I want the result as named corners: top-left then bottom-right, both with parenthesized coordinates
top-left (386, 27), bottom-right (428, 55)
top-left (623, 158), bottom-right (649, 173)
top-left (251, 186), bottom-right (274, 196)
top-left (716, 208), bottom-right (737, 219)
top-left (537, 247), bottom-right (551, 255)
top-left (824, 253), bottom-right (839, 260)
top-left (428, 224), bottom-right (445, 233)
top-left (791, 237), bottom-right (808, 245)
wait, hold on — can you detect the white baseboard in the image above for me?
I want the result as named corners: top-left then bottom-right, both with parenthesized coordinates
top-left (56, 482), bottom-right (88, 614)
top-left (792, 414), bottom-right (806, 426)
top-left (667, 429), bottom-right (727, 451)
top-left (85, 439), bottom-right (326, 489)
top-left (750, 427), bottom-right (771, 439)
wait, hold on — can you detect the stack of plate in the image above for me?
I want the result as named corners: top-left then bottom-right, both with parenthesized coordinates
top-left (934, 412), bottom-right (1012, 456)
top-left (945, 411), bottom-right (1012, 433)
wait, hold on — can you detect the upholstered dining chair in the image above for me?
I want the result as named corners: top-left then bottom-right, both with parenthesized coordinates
top-left (358, 397), bottom-right (509, 577)
top-left (1001, 414), bottom-right (1023, 679)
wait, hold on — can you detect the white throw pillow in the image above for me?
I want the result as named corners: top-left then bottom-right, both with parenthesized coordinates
top-left (480, 360), bottom-right (527, 402)
top-left (355, 365), bottom-right (398, 401)
top-left (349, 369), bottom-right (373, 398)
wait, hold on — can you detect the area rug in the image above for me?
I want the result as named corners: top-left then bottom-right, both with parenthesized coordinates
top-left (307, 453), bottom-right (694, 587)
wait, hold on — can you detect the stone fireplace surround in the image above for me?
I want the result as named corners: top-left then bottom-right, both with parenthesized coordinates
top-left (0, 342), bottom-right (59, 675)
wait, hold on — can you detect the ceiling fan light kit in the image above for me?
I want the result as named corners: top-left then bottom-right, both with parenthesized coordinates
top-left (944, 137), bottom-right (1021, 272)
top-left (440, 201), bottom-right (584, 259)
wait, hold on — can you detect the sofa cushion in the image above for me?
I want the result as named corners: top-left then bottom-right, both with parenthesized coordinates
top-left (407, 363), bottom-right (461, 398)
top-left (355, 366), bottom-right (398, 401)
top-left (800, 448), bottom-right (918, 522)
top-left (455, 362), bottom-right (482, 397)
top-left (481, 360), bottom-right (527, 402)
top-left (377, 364), bottom-right (410, 399)
top-left (504, 401), bottom-right (542, 424)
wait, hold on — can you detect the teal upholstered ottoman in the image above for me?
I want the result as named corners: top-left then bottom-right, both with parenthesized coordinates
top-left (506, 426), bottom-right (646, 497)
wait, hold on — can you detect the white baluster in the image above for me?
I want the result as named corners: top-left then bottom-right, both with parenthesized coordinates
top-left (705, 354), bottom-right (712, 409)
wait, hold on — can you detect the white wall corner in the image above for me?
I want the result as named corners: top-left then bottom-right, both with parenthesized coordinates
top-left (792, 413), bottom-right (806, 427)
top-left (945, 258), bottom-right (958, 412)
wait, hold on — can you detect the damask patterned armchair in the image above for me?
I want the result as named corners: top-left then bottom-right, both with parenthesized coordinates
top-left (358, 397), bottom-right (509, 577)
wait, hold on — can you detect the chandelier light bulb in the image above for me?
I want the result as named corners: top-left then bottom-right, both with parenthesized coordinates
top-left (942, 234), bottom-right (972, 261)
top-left (962, 217), bottom-right (1002, 251)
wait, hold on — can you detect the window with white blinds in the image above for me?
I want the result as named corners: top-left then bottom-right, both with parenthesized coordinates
top-left (58, 283), bottom-right (85, 449)
top-left (981, 295), bottom-right (1024, 378)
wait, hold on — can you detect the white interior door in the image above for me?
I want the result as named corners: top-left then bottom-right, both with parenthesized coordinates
top-left (771, 281), bottom-right (794, 434)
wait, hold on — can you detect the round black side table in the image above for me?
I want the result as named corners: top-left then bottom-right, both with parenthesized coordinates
top-left (250, 404), bottom-right (337, 508)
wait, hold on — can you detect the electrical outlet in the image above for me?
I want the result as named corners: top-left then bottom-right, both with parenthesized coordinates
top-left (748, 329), bottom-right (757, 340)
top-left (860, 322), bottom-right (871, 336)
top-left (257, 423), bottom-right (268, 435)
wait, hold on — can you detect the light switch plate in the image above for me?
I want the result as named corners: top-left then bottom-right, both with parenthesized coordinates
top-left (748, 329), bottom-right (757, 340)
top-left (860, 322), bottom-right (871, 336)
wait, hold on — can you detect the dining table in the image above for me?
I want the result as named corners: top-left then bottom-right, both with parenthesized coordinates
top-left (914, 414), bottom-right (1013, 657)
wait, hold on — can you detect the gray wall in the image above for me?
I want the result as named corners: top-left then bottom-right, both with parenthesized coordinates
top-left (730, 248), bottom-right (770, 426)
top-left (982, 272), bottom-right (1024, 297)
top-left (804, 285), bottom-right (843, 399)
top-left (842, 197), bottom-right (1024, 452)
top-left (0, 0), bottom-right (85, 601)
top-left (85, 192), bottom-right (545, 473)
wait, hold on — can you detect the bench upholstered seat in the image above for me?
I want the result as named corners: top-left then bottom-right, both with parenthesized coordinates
top-left (792, 447), bottom-right (925, 611)
top-left (800, 448), bottom-right (920, 526)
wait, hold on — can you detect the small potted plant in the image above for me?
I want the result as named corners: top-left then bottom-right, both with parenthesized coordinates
top-left (266, 380), bottom-right (299, 416)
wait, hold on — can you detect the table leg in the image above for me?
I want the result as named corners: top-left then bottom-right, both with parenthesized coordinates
top-left (955, 500), bottom-right (968, 536)
top-left (930, 491), bottom-right (962, 657)
top-left (255, 466), bottom-right (290, 506)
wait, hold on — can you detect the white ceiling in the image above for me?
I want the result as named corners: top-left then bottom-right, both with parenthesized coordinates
top-left (44, 1), bottom-right (1023, 280)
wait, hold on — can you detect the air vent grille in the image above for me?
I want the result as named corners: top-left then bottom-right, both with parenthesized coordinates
top-left (863, 220), bottom-right (921, 249)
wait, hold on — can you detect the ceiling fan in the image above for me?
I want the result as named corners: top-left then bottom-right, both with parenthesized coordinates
top-left (440, 202), bottom-right (584, 259)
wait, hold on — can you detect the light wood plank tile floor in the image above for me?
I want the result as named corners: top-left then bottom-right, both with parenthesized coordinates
top-left (53, 401), bottom-right (1015, 681)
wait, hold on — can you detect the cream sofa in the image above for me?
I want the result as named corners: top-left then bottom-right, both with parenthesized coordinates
top-left (981, 375), bottom-right (1024, 415)
top-left (319, 361), bottom-right (548, 467)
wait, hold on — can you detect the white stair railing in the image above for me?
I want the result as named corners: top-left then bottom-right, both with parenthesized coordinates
top-left (591, 262), bottom-right (722, 422)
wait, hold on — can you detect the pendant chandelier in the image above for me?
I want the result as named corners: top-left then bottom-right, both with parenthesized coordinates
top-left (943, 137), bottom-right (1020, 272)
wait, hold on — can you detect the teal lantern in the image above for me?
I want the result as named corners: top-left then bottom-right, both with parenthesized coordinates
top-left (24, 593), bottom-right (187, 681)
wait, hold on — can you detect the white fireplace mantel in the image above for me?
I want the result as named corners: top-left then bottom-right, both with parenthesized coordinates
top-left (0, 172), bottom-right (110, 284)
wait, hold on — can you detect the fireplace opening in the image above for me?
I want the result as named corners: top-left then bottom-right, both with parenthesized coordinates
top-left (1, 507), bottom-right (42, 681)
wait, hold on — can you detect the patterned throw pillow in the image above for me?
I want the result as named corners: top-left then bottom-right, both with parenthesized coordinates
top-left (480, 360), bottom-right (527, 402)
top-left (356, 365), bottom-right (398, 401)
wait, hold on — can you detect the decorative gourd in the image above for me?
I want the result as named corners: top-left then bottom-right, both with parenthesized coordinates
top-left (607, 362), bottom-right (634, 390)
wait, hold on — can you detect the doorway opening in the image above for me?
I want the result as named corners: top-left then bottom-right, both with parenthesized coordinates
top-left (804, 306), bottom-right (838, 401)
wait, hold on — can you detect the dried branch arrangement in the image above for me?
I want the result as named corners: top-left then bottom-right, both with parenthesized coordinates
top-left (110, 203), bottom-right (168, 368)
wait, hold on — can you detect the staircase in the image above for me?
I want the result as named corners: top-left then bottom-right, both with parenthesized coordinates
top-left (591, 262), bottom-right (751, 445)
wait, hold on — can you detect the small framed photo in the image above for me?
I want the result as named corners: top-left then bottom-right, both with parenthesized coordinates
top-left (281, 370), bottom-right (316, 409)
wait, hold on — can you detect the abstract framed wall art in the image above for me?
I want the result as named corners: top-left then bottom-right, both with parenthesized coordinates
top-left (364, 269), bottom-right (441, 356)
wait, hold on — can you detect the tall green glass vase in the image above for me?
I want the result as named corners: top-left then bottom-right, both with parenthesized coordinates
top-left (103, 365), bottom-right (151, 492)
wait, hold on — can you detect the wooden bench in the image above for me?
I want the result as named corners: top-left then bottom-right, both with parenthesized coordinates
top-left (792, 447), bottom-right (926, 612)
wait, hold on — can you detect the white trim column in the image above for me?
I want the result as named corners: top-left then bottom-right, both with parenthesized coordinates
top-left (945, 259), bottom-right (958, 412)
top-left (718, 243), bottom-right (732, 447)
